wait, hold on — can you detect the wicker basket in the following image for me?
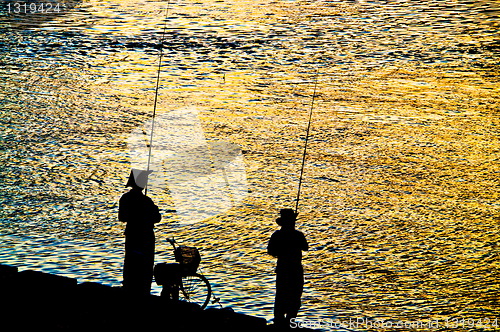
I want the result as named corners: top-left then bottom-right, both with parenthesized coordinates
top-left (175, 246), bottom-right (201, 274)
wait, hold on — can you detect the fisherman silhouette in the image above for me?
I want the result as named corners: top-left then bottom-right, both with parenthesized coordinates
top-left (119, 169), bottom-right (161, 296)
top-left (267, 208), bottom-right (309, 328)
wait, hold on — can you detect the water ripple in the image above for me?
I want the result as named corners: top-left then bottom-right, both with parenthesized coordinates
top-left (1, 0), bottom-right (499, 330)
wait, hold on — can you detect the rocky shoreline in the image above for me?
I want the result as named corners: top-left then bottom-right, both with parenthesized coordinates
top-left (0, 263), bottom-right (314, 331)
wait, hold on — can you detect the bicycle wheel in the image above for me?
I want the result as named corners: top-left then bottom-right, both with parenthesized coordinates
top-left (179, 273), bottom-right (212, 309)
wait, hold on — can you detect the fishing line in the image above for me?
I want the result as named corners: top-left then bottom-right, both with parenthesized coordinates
top-left (295, 68), bottom-right (319, 213)
top-left (145, 0), bottom-right (172, 195)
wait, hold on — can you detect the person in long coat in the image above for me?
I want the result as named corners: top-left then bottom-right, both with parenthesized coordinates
top-left (119, 169), bottom-right (161, 296)
top-left (267, 208), bottom-right (309, 327)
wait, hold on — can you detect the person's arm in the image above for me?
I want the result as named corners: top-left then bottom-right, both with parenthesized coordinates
top-left (152, 203), bottom-right (161, 224)
top-left (118, 196), bottom-right (130, 223)
top-left (301, 232), bottom-right (309, 251)
top-left (145, 196), bottom-right (162, 224)
top-left (267, 233), bottom-right (278, 257)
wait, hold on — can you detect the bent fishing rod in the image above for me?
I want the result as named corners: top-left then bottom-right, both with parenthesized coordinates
top-left (145, 0), bottom-right (172, 195)
top-left (295, 69), bottom-right (319, 214)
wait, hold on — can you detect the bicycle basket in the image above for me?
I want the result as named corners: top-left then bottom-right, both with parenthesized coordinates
top-left (175, 246), bottom-right (201, 274)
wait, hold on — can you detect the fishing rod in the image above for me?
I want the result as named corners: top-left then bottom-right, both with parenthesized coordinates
top-left (295, 69), bottom-right (319, 213)
top-left (145, 0), bottom-right (172, 195)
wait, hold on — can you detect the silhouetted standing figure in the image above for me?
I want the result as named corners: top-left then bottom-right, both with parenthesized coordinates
top-left (267, 208), bottom-right (309, 328)
top-left (119, 169), bottom-right (161, 296)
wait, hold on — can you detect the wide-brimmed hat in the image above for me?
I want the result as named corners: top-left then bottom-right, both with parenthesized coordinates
top-left (126, 169), bottom-right (153, 189)
top-left (276, 208), bottom-right (298, 226)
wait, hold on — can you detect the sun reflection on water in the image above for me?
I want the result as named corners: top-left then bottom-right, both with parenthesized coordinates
top-left (0, 0), bottom-right (499, 329)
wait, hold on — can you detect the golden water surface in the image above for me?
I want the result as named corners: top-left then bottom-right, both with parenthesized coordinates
top-left (0, 0), bottom-right (499, 330)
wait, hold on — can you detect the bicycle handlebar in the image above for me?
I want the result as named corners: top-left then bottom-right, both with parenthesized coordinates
top-left (166, 237), bottom-right (177, 252)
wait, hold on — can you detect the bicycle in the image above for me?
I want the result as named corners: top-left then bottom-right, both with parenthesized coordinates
top-left (154, 238), bottom-right (212, 309)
